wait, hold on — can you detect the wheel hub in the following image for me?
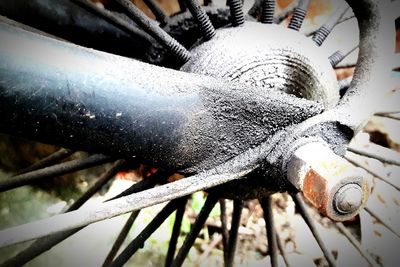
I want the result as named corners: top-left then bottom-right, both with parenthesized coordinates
top-left (182, 22), bottom-right (340, 199)
top-left (182, 22), bottom-right (339, 109)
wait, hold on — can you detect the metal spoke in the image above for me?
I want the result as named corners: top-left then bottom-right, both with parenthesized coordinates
top-left (184, 0), bottom-right (216, 40)
top-left (0, 160), bottom-right (124, 267)
top-left (165, 198), bottom-right (188, 267)
top-left (261, 0), bottom-right (275, 24)
top-left (113, 0), bottom-right (191, 63)
top-left (0, 163), bottom-right (254, 247)
top-left (109, 199), bottom-right (182, 267)
top-left (229, 0), bottom-right (245, 27)
top-left (102, 210), bottom-right (141, 267)
top-left (225, 200), bottom-right (244, 267)
top-left (260, 196), bottom-right (278, 267)
top-left (337, 14), bottom-right (355, 25)
top-left (142, 0), bottom-right (169, 26)
top-left (70, 0), bottom-right (152, 43)
top-left (292, 193), bottom-right (337, 267)
top-left (347, 145), bottom-right (400, 167)
top-left (178, 0), bottom-right (187, 12)
top-left (219, 199), bottom-right (229, 263)
top-left (335, 222), bottom-right (379, 267)
top-left (170, 195), bottom-right (218, 267)
top-left (288, 0), bottom-right (310, 31)
top-left (106, 170), bottom-right (167, 201)
top-left (329, 45), bottom-right (358, 67)
top-left (374, 112), bottom-right (400, 121)
top-left (0, 154), bottom-right (113, 192)
top-left (365, 208), bottom-right (400, 239)
top-left (338, 76), bottom-right (353, 94)
top-left (345, 153), bottom-right (400, 191)
top-left (273, 0), bottom-right (298, 24)
top-left (312, 5), bottom-right (349, 46)
top-left (276, 232), bottom-right (291, 267)
top-left (15, 148), bottom-right (75, 175)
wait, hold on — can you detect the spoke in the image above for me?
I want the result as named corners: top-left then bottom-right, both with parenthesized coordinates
top-left (260, 196), bottom-right (278, 267)
top-left (374, 112), bottom-right (400, 121)
top-left (276, 232), bottom-right (291, 267)
top-left (183, 0), bottom-right (216, 40)
top-left (347, 145), bottom-right (400, 166)
top-left (0, 160), bottom-right (124, 267)
top-left (261, 0), bottom-right (275, 24)
top-left (0, 154), bottom-right (113, 192)
top-left (15, 148), bottom-right (75, 175)
top-left (102, 210), bottom-right (141, 267)
top-left (345, 153), bottom-right (400, 191)
top-left (229, 0), bottom-right (245, 27)
top-left (337, 14), bottom-right (355, 25)
top-left (109, 199), bottom-right (182, 267)
top-left (170, 195), bottom-right (218, 267)
top-left (70, 0), bottom-right (152, 43)
top-left (142, 0), bottom-right (169, 26)
top-left (0, 163), bottom-right (254, 248)
top-left (335, 222), bottom-right (379, 267)
top-left (312, 5), bottom-right (349, 46)
top-left (225, 200), bottom-right (244, 267)
top-left (178, 0), bottom-right (187, 12)
top-left (106, 170), bottom-right (167, 201)
top-left (338, 76), bottom-right (353, 95)
top-left (165, 198), bottom-right (188, 267)
top-left (329, 45), bottom-right (358, 67)
top-left (274, 0), bottom-right (298, 24)
top-left (219, 199), bottom-right (229, 263)
top-left (292, 193), bottom-right (337, 267)
top-left (113, 0), bottom-right (191, 63)
top-left (365, 208), bottom-right (400, 239)
top-left (288, 0), bottom-right (310, 31)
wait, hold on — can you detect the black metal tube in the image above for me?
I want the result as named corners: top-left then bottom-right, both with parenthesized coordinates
top-left (184, 0), bottom-right (216, 40)
top-left (106, 171), bottom-right (167, 201)
top-left (170, 195), bottom-right (218, 267)
top-left (0, 0), bottom-right (152, 60)
top-left (66, 160), bottom-right (125, 211)
top-left (15, 148), bottom-right (74, 175)
top-left (261, 0), bottom-right (275, 24)
top-left (225, 200), bottom-right (243, 267)
top-left (0, 20), bottom-right (322, 173)
top-left (0, 160), bottom-right (124, 267)
top-left (102, 210), bottom-right (141, 267)
top-left (261, 196), bottom-right (278, 267)
top-left (288, 0), bottom-right (310, 31)
top-left (113, 0), bottom-right (190, 63)
top-left (110, 199), bottom-right (181, 267)
top-left (165, 198), bottom-right (188, 267)
top-left (219, 199), bottom-right (229, 263)
top-left (229, 0), bottom-right (245, 27)
top-left (142, 0), bottom-right (169, 26)
top-left (0, 154), bottom-right (113, 192)
top-left (312, 6), bottom-right (349, 46)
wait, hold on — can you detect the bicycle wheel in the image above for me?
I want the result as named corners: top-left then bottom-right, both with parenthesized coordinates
top-left (0, 0), bottom-right (398, 266)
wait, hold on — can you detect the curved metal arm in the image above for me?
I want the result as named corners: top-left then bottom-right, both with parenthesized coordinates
top-left (0, 18), bottom-right (322, 172)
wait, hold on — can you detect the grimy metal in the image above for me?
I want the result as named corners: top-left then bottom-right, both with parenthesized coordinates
top-left (0, 16), bottom-right (322, 174)
top-left (0, 0), bottom-right (394, 177)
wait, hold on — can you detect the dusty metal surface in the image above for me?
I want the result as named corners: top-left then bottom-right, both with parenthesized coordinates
top-left (182, 22), bottom-right (339, 109)
top-left (0, 19), bottom-right (322, 175)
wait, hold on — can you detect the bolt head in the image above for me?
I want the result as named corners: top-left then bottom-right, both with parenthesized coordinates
top-left (334, 184), bottom-right (363, 214)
